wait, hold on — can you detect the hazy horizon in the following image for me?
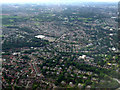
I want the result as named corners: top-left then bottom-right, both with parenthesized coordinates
top-left (1, 0), bottom-right (119, 4)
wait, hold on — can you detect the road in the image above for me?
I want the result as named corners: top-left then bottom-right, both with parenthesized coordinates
top-left (55, 34), bottom-right (66, 42)
top-left (113, 78), bottom-right (120, 84)
top-left (30, 55), bottom-right (39, 76)
top-left (113, 78), bottom-right (120, 90)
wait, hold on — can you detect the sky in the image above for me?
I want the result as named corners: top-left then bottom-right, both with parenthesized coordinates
top-left (1, 0), bottom-right (119, 4)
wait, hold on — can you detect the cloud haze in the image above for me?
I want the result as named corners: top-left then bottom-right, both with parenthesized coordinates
top-left (1, 0), bottom-right (119, 4)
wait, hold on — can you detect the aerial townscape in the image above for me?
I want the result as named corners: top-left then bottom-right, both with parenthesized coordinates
top-left (1, 2), bottom-right (120, 89)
